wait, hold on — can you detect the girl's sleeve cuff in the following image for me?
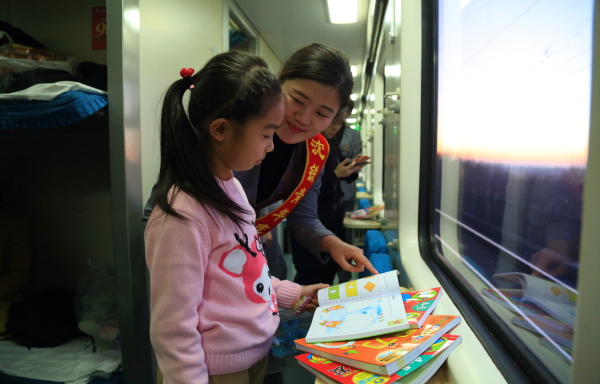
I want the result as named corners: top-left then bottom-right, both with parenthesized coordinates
top-left (273, 279), bottom-right (303, 309)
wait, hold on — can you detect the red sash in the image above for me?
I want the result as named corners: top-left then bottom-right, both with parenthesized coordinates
top-left (255, 134), bottom-right (329, 236)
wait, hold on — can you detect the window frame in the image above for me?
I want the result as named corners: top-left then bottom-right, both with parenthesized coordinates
top-left (416, 1), bottom-right (573, 383)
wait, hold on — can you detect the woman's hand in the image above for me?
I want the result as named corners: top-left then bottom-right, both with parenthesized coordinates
top-left (321, 235), bottom-right (378, 275)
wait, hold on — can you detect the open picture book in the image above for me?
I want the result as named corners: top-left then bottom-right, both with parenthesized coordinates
top-left (491, 272), bottom-right (577, 328)
top-left (306, 271), bottom-right (407, 343)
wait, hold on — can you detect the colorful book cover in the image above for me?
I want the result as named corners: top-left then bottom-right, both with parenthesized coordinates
top-left (295, 354), bottom-right (402, 384)
top-left (295, 334), bottom-right (462, 384)
top-left (402, 287), bottom-right (443, 329)
top-left (394, 334), bottom-right (460, 380)
top-left (296, 315), bottom-right (461, 375)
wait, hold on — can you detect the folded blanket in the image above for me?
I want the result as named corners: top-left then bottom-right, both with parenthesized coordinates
top-left (0, 90), bottom-right (108, 130)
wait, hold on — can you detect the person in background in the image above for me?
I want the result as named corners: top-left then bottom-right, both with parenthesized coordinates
top-left (290, 106), bottom-right (369, 285)
top-left (334, 100), bottom-right (369, 283)
top-left (144, 51), bottom-right (327, 384)
top-left (334, 99), bottom-right (364, 213)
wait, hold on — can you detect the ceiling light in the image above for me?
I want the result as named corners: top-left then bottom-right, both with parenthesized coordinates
top-left (327, 0), bottom-right (358, 24)
top-left (350, 65), bottom-right (357, 77)
top-left (350, 93), bottom-right (358, 101)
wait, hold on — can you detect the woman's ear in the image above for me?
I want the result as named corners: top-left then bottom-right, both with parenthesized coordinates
top-left (209, 118), bottom-right (230, 142)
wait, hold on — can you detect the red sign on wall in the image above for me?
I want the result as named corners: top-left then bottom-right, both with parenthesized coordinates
top-left (92, 6), bottom-right (107, 50)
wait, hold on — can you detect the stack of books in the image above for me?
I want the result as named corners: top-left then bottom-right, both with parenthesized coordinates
top-left (480, 272), bottom-right (576, 362)
top-left (293, 271), bottom-right (462, 383)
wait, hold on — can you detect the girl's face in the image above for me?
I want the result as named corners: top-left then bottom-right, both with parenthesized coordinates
top-left (214, 98), bottom-right (285, 179)
top-left (276, 79), bottom-right (342, 144)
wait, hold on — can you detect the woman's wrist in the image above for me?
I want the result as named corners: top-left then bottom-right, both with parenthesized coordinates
top-left (320, 234), bottom-right (339, 252)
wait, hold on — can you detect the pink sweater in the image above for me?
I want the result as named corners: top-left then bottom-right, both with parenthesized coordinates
top-left (145, 177), bottom-right (302, 384)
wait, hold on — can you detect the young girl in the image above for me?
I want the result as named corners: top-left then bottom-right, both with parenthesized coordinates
top-left (144, 51), bottom-right (327, 384)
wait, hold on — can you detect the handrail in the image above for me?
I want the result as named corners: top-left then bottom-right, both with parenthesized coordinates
top-left (359, 0), bottom-right (389, 121)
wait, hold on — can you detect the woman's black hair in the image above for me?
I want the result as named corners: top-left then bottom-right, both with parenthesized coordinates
top-left (278, 43), bottom-right (354, 110)
top-left (156, 50), bottom-right (282, 227)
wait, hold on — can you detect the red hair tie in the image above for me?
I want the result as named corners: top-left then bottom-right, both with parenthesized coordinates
top-left (180, 68), bottom-right (194, 78)
top-left (180, 68), bottom-right (195, 90)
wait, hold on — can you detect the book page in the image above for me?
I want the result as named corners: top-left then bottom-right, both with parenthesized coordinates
top-left (305, 295), bottom-right (408, 343)
top-left (317, 270), bottom-right (401, 306)
top-left (492, 272), bottom-right (576, 327)
top-left (493, 273), bottom-right (575, 305)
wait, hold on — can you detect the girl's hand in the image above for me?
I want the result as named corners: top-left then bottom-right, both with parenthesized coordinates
top-left (298, 283), bottom-right (329, 313)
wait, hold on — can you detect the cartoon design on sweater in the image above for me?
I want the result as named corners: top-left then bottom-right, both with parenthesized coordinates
top-left (219, 231), bottom-right (278, 315)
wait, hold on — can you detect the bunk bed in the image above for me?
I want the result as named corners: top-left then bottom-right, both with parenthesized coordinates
top-left (0, 80), bottom-right (122, 384)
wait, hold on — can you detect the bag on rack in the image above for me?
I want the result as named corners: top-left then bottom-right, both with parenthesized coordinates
top-left (0, 31), bottom-right (76, 76)
top-left (3, 287), bottom-right (87, 349)
top-left (75, 261), bottom-right (120, 350)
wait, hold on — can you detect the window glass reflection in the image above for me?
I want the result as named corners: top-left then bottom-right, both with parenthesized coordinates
top-left (433, 0), bottom-right (592, 382)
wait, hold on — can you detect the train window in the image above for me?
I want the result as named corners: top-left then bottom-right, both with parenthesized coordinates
top-left (429, 0), bottom-right (592, 382)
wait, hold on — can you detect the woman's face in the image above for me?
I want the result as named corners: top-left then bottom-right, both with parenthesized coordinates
top-left (276, 79), bottom-right (342, 144)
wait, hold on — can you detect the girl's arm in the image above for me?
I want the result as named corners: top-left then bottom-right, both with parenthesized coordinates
top-left (145, 209), bottom-right (210, 384)
top-left (270, 277), bottom-right (328, 312)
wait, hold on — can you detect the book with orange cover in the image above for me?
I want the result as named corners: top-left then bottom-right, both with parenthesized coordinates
top-left (295, 334), bottom-right (462, 384)
top-left (295, 315), bottom-right (461, 375)
top-left (402, 287), bottom-right (443, 329)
